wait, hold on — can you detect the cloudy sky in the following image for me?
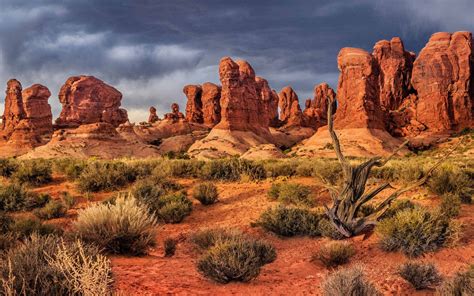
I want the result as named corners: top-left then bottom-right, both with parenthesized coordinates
top-left (1, 0), bottom-right (473, 122)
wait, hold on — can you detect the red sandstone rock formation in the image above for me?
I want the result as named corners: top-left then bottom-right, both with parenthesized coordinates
top-left (256, 77), bottom-right (279, 127)
top-left (148, 106), bottom-right (159, 123)
top-left (373, 37), bottom-right (415, 112)
top-left (303, 83), bottom-right (337, 128)
top-left (164, 103), bottom-right (185, 122)
top-left (22, 84), bottom-right (53, 137)
top-left (278, 86), bottom-right (304, 127)
top-left (201, 82), bottom-right (221, 126)
top-left (411, 31), bottom-right (474, 132)
top-left (184, 85), bottom-right (203, 123)
top-left (335, 47), bottom-right (385, 130)
top-left (1, 79), bottom-right (24, 138)
top-left (55, 76), bottom-right (128, 128)
top-left (214, 57), bottom-right (272, 138)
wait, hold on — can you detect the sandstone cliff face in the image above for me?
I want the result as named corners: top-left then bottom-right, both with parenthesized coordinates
top-left (411, 31), bottom-right (474, 132)
top-left (335, 47), bottom-right (385, 130)
top-left (22, 84), bottom-right (53, 137)
top-left (303, 83), bottom-right (337, 128)
top-left (164, 103), bottom-right (185, 122)
top-left (184, 85), bottom-right (203, 123)
top-left (201, 82), bottom-right (221, 127)
top-left (278, 86), bottom-right (303, 127)
top-left (1, 79), bottom-right (24, 138)
top-left (55, 76), bottom-right (128, 128)
top-left (373, 37), bottom-right (415, 112)
top-left (148, 106), bottom-right (159, 123)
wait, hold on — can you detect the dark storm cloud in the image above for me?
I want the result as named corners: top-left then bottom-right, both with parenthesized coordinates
top-left (0, 0), bottom-right (473, 121)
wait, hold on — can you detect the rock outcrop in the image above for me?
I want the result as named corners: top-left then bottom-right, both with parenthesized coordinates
top-left (278, 86), bottom-right (304, 127)
top-left (164, 103), bottom-right (185, 122)
top-left (303, 83), bottom-right (337, 128)
top-left (411, 31), bottom-right (474, 133)
top-left (55, 76), bottom-right (128, 128)
top-left (148, 106), bottom-right (159, 123)
top-left (184, 85), bottom-right (203, 123)
top-left (373, 37), bottom-right (415, 112)
top-left (21, 84), bottom-right (53, 137)
top-left (1, 79), bottom-right (24, 138)
top-left (201, 82), bottom-right (222, 127)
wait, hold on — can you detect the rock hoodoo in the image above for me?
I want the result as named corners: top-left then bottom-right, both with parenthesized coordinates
top-left (278, 86), bottom-right (304, 127)
top-left (303, 83), bottom-right (337, 128)
top-left (184, 85), bottom-right (203, 124)
top-left (148, 106), bottom-right (159, 123)
top-left (201, 82), bottom-right (222, 127)
top-left (21, 84), bottom-right (53, 137)
top-left (55, 76), bottom-right (128, 128)
top-left (164, 103), bottom-right (185, 123)
top-left (1, 79), bottom-right (24, 138)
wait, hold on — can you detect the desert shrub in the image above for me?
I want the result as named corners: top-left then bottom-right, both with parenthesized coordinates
top-left (398, 262), bottom-right (441, 290)
top-left (191, 228), bottom-right (243, 251)
top-left (0, 183), bottom-right (49, 212)
top-left (437, 264), bottom-right (473, 296)
top-left (154, 159), bottom-right (203, 178)
top-left (155, 192), bottom-right (193, 223)
top-left (0, 234), bottom-right (113, 296)
top-left (377, 208), bottom-right (460, 257)
top-left (0, 233), bottom-right (16, 251)
top-left (440, 193), bottom-right (461, 218)
top-left (53, 158), bottom-right (87, 180)
top-left (318, 219), bottom-right (347, 240)
top-left (61, 191), bottom-right (76, 209)
top-left (316, 241), bottom-right (355, 268)
top-left (295, 161), bottom-right (316, 177)
top-left (9, 217), bottom-right (62, 237)
top-left (371, 159), bottom-right (425, 183)
top-left (77, 161), bottom-right (138, 192)
top-left (193, 182), bottom-right (219, 205)
top-left (256, 205), bottom-right (322, 236)
top-left (164, 238), bottom-right (177, 257)
top-left (0, 211), bottom-right (12, 233)
top-left (194, 229), bottom-right (276, 283)
top-left (381, 199), bottom-right (416, 220)
top-left (263, 161), bottom-right (298, 178)
top-left (322, 266), bottom-right (381, 296)
top-left (311, 160), bottom-right (343, 185)
top-left (428, 165), bottom-right (473, 203)
top-left (12, 159), bottom-right (52, 185)
top-left (34, 200), bottom-right (68, 220)
top-left (200, 159), bottom-right (266, 181)
top-left (74, 194), bottom-right (158, 255)
top-left (268, 182), bottom-right (314, 207)
top-left (0, 158), bottom-right (18, 177)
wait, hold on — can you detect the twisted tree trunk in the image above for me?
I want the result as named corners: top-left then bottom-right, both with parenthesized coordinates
top-left (323, 97), bottom-right (459, 238)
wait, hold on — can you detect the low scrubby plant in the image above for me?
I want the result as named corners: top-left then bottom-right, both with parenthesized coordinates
top-left (440, 193), bottom-right (461, 218)
top-left (318, 218), bottom-right (347, 240)
top-left (193, 228), bottom-right (276, 283)
top-left (155, 192), bottom-right (193, 223)
top-left (34, 199), bottom-right (68, 220)
top-left (263, 160), bottom-right (298, 178)
top-left (154, 159), bottom-right (203, 178)
top-left (0, 158), bottom-right (18, 177)
top-left (9, 217), bottom-right (62, 237)
top-left (311, 159), bottom-right (343, 185)
top-left (74, 194), bottom-right (158, 255)
top-left (53, 158), bottom-right (87, 180)
top-left (164, 238), bottom-right (177, 257)
top-left (0, 234), bottom-right (113, 295)
top-left (437, 264), bottom-right (473, 296)
top-left (256, 205), bottom-right (322, 236)
top-left (268, 182), bottom-right (314, 207)
top-left (61, 191), bottom-right (76, 209)
top-left (377, 207), bottom-right (460, 257)
top-left (0, 183), bottom-right (50, 211)
top-left (427, 164), bottom-right (473, 204)
top-left (191, 228), bottom-right (243, 251)
top-left (77, 161), bottom-right (138, 192)
top-left (381, 199), bottom-right (415, 220)
top-left (398, 262), bottom-right (441, 290)
top-left (316, 241), bottom-right (355, 268)
top-left (193, 182), bottom-right (219, 205)
top-left (12, 159), bottom-right (52, 185)
top-left (200, 158), bottom-right (266, 181)
top-left (322, 266), bottom-right (381, 296)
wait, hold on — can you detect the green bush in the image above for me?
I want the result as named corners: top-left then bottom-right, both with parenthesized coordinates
top-left (34, 200), bottom-right (68, 220)
top-left (191, 228), bottom-right (243, 251)
top-left (0, 234), bottom-right (112, 296)
top-left (377, 208), bottom-right (460, 257)
top-left (398, 262), bottom-right (441, 290)
top-left (74, 194), bottom-right (157, 255)
top-left (316, 241), bottom-right (355, 268)
top-left (381, 199), bottom-right (416, 220)
top-left (9, 217), bottom-right (62, 237)
top-left (164, 238), bottom-right (177, 257)
top-left (322, 266), bottom-right (381, 296)
top-left (263, 161), bottom-right (297, 178)
top-left (440, 193), bottom-right (461, 218)
top-left (12, 159), bottom-right (52, 185)
top-left (268, 182), bottom-right (314, 207)
top-left (256, 205), bottom-right (322, 236)
top-left (200, 159), bottom-right (266, 181)
top-left (154, 159), bottom-right (204, 178)
top-left (193, 182), bottom-right (219, 205)
top-left (311, 159), bottom-right (343, 185)
top-left (194, 229), bottom-right (276, 283)
top-left (428, 165), bottom-right (473, 204)
top-left (77, 161), bottom-right (138, 192)
top-left (0, 158), bottom-right (18, 177)
top-left (52, 158), bottom-right (87, 180)
top-left (0, 183), bottom-right (49, 211)
top-left (318, 219), bottom-right (347, 240)
top-left (437, 264), bottom-right (473, 296)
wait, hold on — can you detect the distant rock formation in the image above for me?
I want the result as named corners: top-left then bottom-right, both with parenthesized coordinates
top-left (278, 86), bottom-right (304, 127)
top-left (303, 83), bottom-right (337, 128)
top-left (184, 85), bottom-right (203, 123)
top-left (164, 103), bottom-right (185, 122)
top-left (22, 84), bottom-right (53, 138)
top-left (184, 83), bottom-right (221, 127)
top-left (55, 76), bottom-right (128, 128)
top-left (148, 106), bottom-right (159, 123)
top-left (1, 79), bottom-right (24, 138)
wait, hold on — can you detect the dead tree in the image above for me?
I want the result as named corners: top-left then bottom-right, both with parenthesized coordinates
top-left (323, 97), bottom-right (459, 238)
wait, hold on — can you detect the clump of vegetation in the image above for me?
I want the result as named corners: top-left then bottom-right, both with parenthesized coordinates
top-left (427, 164), bottom-right (473, 204)
top-left (0, 158), bottom-right (18, 177)
top-left (9, 217), bottom-right (62, 237)
top-left (318, 219), bottom-right (347, 240)
top-left (437, 264), bottom-right (473, 296)
top-left (155, 192), bottom-right (193, 223)
top-left (377, 207), bottom-right (460, 257)
top-left (311, 159), bottom-right (343, 185)
top-left (191, 228), bottom-right (242, 251)
top-left (53, 158), bottom-right (87, 180)
top-left (322, 266), bottom-right (381, 296)
top-left (263, 160), bottom-right (297, 178)
top-left (0, 234), bottom-right (113, 295)
top-left (398, 262), bottom-right (441, 290)
top-left (164, 238), bottom-right (177, 257)
top-left (268, 182), bottom-right (314, 207)
top-left (77, 161), bottom-right (139, 192)
top-left (74, 194), bottom-right (158, 255)
top-left (0, 183), bottom-right (50, 211)
top-left (192, 182), bottom-right (219, 205)
top-left (12, 159), bottom-right (52, 185)
top-left (440, 193), bottom-right (461, 218)
top-left (200, 159), bottom-right (266, 181)
top-left (193, 228), bottom-right (276, 283)
top-left (34, 199), bottom-right (68, 220)
top-left (255, 205), bottom-right (323, 237)
top-left (154, 159), bottom-right (203, 178)
top-left (315, 241), bottom-right (355, 268)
